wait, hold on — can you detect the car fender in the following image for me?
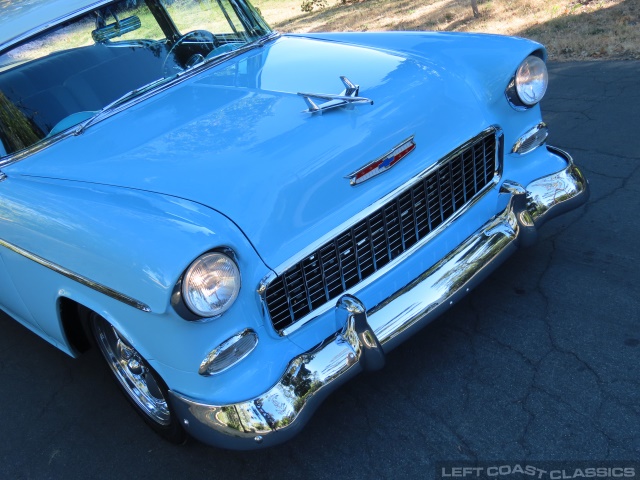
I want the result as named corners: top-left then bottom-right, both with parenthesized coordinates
top-left (0, 174), bottom-right (271, 361)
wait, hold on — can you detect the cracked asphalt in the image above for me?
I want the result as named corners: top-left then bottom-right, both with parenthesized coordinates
top-left (1, 61), bottom-right (638, 479)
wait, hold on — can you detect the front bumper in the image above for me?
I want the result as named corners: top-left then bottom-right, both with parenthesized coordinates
top-left (169, 146), bottom-right (589, 449)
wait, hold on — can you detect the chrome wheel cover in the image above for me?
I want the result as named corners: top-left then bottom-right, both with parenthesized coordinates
top-left (94, 320), bottom-right (171, 426)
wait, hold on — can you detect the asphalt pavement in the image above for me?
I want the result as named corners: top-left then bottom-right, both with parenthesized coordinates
top-left (1, 61), bottom-right (638, 479)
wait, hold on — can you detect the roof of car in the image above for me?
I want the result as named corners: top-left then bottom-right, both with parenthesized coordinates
top-left (0, 0), bottom-right (110, 51)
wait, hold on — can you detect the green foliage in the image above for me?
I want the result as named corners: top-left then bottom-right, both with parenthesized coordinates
top-left (0, 92), bottom-right (42, 154)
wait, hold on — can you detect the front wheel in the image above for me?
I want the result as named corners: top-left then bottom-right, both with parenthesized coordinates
top-left (90, 313), bottom-right (186, 444)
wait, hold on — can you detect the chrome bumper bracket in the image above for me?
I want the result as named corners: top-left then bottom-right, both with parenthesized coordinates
top-left (336, 295), bottom-right (385, 372)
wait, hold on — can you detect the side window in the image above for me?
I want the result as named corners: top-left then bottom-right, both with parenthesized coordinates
top-left (0, 20), bottom-right (96, 155)
top-left (1, 19), bottom-right (95, 69)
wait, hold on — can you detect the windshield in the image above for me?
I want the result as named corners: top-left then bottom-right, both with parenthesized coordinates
top-left (0, 0), bottom-right (271, 157)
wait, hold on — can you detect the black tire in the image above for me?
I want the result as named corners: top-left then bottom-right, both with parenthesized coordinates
top-left (89, 312), bottom-right (186, 444)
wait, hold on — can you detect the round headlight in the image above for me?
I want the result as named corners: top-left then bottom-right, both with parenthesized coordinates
top-left (515, 55), bottom-right (548, 106)
top-left (182, 252), bottom-right (240, 317)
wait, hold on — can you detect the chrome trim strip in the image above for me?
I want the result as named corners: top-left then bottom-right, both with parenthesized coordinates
top-left (258, 126), bottom-right (504, 336)
top-left (170, 146), bottom-right (589, 450)
top-left (0, 238), bottom-right (151, 312)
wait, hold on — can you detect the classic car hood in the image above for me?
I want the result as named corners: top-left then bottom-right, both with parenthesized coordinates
top-left (8, 34), bottom-right (532, 269)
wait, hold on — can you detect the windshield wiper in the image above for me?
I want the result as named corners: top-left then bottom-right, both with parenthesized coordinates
top-left (75, 76), bottom-right (174, 135)
top-left (75, 32), bottom-right (279, 135)
top-left (253, 31), bottom-right (280, 47)
top-left (215, 31), bottom-right (279, 58)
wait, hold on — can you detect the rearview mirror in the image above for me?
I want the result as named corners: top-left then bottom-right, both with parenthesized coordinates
top-left (92, 16), bottom-right (142, 42)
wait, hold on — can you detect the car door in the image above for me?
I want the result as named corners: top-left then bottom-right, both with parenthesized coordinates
top-left (0, 245), bottom-right (41, 332)
top-left (0, 171), bottom-right (45, 334)
top-left (0, 171), bottom-right (67, 345)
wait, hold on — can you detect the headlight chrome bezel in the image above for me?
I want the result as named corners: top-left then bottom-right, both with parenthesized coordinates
top-left (177, 250), bottom-right (241, 320)
top-left (506, 54), bottom-right (549, 110)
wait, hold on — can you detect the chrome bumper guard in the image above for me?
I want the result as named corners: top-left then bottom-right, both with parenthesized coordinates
top-left (169, 146), bottom-right (589, 449)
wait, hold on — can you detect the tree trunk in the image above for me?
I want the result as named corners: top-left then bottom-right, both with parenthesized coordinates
top-left (470, 0), bottom-right (480, 17)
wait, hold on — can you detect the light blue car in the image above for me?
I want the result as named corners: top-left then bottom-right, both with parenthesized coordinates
top-left (0, 0), bottom-right (588, 449)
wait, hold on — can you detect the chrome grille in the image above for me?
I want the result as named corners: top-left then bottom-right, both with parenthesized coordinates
top-left (265, 130), bottom-right (499, 333)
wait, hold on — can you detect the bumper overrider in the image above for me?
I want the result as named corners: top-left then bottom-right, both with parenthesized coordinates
top-left (169, 146), bottom-right (589, 449)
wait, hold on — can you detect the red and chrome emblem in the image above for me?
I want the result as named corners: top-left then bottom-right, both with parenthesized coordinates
top-left (346, 136), bottom-right (416, 185)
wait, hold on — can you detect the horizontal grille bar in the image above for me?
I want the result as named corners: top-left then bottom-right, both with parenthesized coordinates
top-left (265, 130), bottom-right (499, 333)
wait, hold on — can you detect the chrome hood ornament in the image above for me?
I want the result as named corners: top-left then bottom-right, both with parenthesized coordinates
top-left (298, 76), bottom-right (373, 114)
top-left (346, 136), bottom-right (416, 185)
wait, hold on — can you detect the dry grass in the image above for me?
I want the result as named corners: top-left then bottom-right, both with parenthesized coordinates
top-left (253, 0), bottom-right (640, 61)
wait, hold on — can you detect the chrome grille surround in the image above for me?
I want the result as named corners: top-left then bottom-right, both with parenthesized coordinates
top-left (260, 127), bottom-right (503, 335)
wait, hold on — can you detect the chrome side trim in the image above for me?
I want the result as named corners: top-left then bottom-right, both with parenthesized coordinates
top-left (170, 146), bottom-right (588, 450)
top-left (258, 126), bottom-right (504, 336)
top-left (0, 238), bottom-right (151, 312)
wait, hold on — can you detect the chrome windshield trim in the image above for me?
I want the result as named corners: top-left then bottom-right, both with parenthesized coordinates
top-left (257, 126), bottom-right (504, 335)
top-left (0, 238), bottom-right (151, 312)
